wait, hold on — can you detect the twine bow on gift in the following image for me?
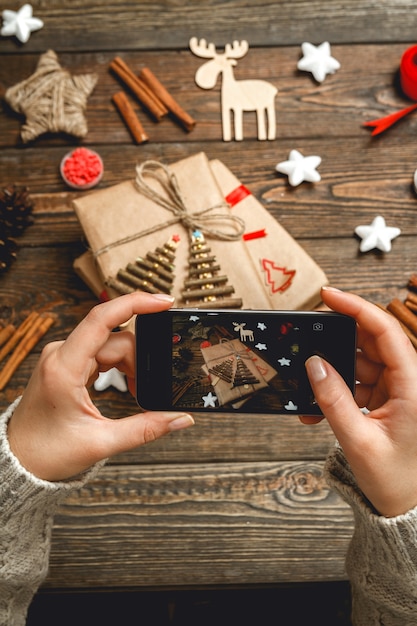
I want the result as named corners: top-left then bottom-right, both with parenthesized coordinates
top-left (204, 338), bottom-right (255, 367)
top-left (94, 160), bottom-right (245, 258)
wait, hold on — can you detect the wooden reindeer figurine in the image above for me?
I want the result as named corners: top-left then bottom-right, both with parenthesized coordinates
top-left (233, 322), bottom-right (254, 342)
top-left (190, 37), bottom-right (277, 142)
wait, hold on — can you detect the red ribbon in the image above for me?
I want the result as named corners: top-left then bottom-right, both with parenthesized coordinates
top-left (364, 44), bottom-right (417, 136)
top-left (225, 184), bottom-right (251, 206)
top-left (225, 185), bottom-right (267, 241)
top-left (243, 229), bottom-right (267, 241)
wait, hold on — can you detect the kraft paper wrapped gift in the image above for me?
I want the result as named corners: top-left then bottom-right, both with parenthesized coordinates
top-left (201, 338), bottom-right (278, 408)
top-left (73, 152), bottom-right (327, 310)
top-left (209, 158), bottom-right (328, 310)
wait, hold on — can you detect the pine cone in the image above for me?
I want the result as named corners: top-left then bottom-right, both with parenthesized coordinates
top-left (0, 238), bottom-right (18, 273)
top-left (0, 185), bottom-right (34, 235)
top-left (0, 185), bottom-right (34, 273)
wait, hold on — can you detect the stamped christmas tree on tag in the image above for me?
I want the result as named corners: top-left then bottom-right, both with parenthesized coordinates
top-left (73, 152), bottom-right (327, 310)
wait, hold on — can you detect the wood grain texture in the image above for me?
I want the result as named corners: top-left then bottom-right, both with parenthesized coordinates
top-left (45, 461), bottom-right (353, 588)
top-left (1, 44), bottom-right (416, 148)
top-left (1, 0), bottom-right (417, 593)
top-left (1, 1), bottom-right (417, 53)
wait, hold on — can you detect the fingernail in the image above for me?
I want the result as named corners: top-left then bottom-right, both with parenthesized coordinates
top-left (322, 285), bottom-right (342, 293)
top-left (168, 413), bottom-right (195, 431)
top-left (152, 293), bottom-right (175, 303)
top-left (305, 355), bottom-right (327, 382)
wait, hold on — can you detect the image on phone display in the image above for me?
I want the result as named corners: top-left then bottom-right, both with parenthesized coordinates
top-left (136, 309), bottom-right (356, 415)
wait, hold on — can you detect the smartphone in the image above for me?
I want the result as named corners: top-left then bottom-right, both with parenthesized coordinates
top-left (135, 308), bottom-right (356, 415)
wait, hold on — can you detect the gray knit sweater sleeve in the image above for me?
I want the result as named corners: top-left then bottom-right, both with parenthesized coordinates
top-left (0, 400), bottom-right (103, 626)
top-left (325, 444), bottom-right (417, 625)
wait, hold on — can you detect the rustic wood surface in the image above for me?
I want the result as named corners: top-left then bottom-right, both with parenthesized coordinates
top-left (1, 0), bottom-right (416, 594)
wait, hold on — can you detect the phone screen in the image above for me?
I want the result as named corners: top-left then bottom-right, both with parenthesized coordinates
top-left (136, 309), bottom-right (356, 415)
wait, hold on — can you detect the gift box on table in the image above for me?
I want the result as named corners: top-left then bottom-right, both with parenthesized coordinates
top-left (201, 338), bottom-right (278, 408)
top-left (73, 152), bottom-right (327, 310)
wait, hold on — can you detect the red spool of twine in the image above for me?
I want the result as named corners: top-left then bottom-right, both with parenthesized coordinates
top-left (363, 44), bottom-right (417, 136)
top-left (400, 45), bottom-right (417, 100)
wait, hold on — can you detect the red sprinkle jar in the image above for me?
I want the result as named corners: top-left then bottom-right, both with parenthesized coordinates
top-left (60, 147), bottom-right (103, 190)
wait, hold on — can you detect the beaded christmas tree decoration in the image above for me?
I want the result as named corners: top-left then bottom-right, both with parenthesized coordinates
top-left (181, 230), bottom-right (242, 308)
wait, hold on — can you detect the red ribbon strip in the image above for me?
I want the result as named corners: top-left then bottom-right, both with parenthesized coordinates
top-left (225, 184), bottom-right (251, 206)
top-left (243, 229), bottom-right (267, 241)
top-left (364, 44), bottom-right (417, 136)
top-left (225, 185), bottom-right (267, 241)
top-left (363, 103), bottom-right (417, 136)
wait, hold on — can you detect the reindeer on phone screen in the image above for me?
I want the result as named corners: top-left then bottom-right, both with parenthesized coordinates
top-left (190, 37), bottom-right (277, 142)
top-left (233, 322), bottom-right (254, 342)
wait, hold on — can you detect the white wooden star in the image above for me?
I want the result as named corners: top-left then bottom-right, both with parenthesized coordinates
top-left (94, 368), bottom-right (128, 392)
top-left (202, 391), bottom-right (217, 408)
top-left (278, 357), bottom-right (291, 366)
top-left (1, 4), bottom-right (43, 43)
top-left (297, 42), bottom-right (340, 83)
top-left (257, 322), bottom-right (267, 330)
top-left (285, 400), bottom-right (298, 411)
top-left (276, 149), bottom-right (321, 186)
top-left (255, 343), bottom-right (267, 350)
top-left (355, 216), bottom-right (401, 253)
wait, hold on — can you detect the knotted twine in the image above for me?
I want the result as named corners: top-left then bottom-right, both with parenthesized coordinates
top-left (94, 160), bottom-right (245, 258)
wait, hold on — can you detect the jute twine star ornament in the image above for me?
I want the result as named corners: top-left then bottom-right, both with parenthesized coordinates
top-left (5, 50), bottom-right (98, 142)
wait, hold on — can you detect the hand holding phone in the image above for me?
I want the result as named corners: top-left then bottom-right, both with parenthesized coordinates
top-left (136, 308), bottom-right (356, 415)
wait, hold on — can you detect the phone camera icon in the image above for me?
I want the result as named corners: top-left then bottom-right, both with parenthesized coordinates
top-left (312, 322), bottom-right (324, 331)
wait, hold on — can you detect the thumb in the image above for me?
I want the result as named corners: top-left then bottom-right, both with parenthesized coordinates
top-left (101, 410), bottom-right (195, 458)
top-left (305, 355), bottom-right (362, 445)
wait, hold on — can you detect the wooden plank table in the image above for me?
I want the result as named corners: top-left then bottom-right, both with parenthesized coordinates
top-left (1, 0), bottom-right (417, 604)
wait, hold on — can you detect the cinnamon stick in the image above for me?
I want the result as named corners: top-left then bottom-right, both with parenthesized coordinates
top-left (0, 324), bottom-right (16, 349)
top-left (0, 315), bottom-right (55, 391)
top-left (405, 291), bottom-right (417, 306)
top-left (387, 298), bottom-right (417, 337)
top-left (139, 67), bottom-right (196, 132)
top-left (377, 303), bottom-right (417, 349)
top-left (407, 274), bottom-right (417, 292)
top-left (0, 311), bottom-right (39, 365)
top-left (405, 299), bottom-right (417, 314)
top-left (112, 92), bottom-right (149, 144)
top-left (110, 57), bottom-right (167, 120)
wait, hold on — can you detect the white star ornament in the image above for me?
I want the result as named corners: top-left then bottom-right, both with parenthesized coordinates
top-left (297, 42), bottom-right (340, 83)
top-left (94, 368), bottom-right (128, 392)
top-left (202, 391), bottom-right (217, 408)
top-left (355, 216), bottom-right (400, 253)
top-left (1, 4), bottom-right (44, 43)
top-left (276, 149), bottom-right (321, 186)
top-left (285, 400), bottom-right (298, 411)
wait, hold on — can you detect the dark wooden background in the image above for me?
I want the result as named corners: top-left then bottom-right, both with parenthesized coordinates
top-left (1, 1), bottom-right (417, 623)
